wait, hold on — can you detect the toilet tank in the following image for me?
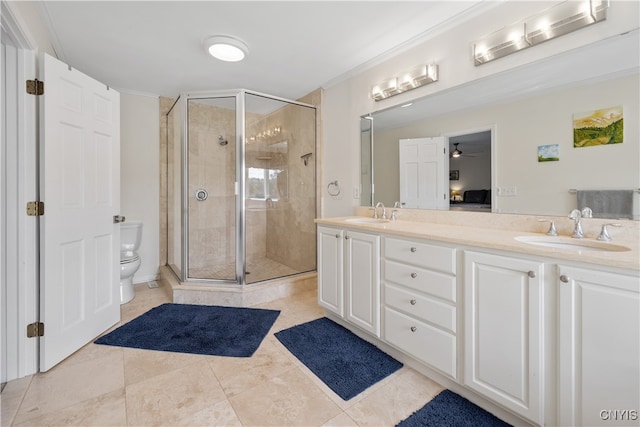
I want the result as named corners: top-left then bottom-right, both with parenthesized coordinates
top-left (121, 221), bottom-right (143, 253)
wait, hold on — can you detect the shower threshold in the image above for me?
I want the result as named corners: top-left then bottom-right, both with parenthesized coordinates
top-left (160, 265), bottom-right (317, 308)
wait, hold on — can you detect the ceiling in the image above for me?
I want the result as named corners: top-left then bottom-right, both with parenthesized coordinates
top-left (38, 1), bottom-right (487, 100)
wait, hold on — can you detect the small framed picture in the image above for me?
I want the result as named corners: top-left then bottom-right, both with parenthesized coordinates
top-left (449, 170), bottom-right (459, 180)
top-left (538, 144), bottom-right (559, 162)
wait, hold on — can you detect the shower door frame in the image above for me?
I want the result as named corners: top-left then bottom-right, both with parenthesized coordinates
top-left (178, 89), bottom-right (316, 286)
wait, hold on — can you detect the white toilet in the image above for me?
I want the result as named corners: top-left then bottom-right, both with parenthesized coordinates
top-left (120, 221), bottom-right (143, 304)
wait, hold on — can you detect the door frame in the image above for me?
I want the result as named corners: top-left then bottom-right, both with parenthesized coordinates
top-left (443, 125), bottom-right (496, 211)
top-left (1, 1), bottom-right (39, 382)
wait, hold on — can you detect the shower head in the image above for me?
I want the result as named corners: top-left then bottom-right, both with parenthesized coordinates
top-left (218, 135), bottom-right (228, 146)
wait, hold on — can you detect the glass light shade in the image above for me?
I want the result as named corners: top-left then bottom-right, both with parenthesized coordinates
top-left (204, 36), bottom-right (248, 62)
top-left (474, 23), bottom-right (528, 65)
top-left (371, 77), bottom-right (400, 100)
top-left (525, 0), bottom-right (609, 46)
top-left (474, 0), bottom-right (609, 66)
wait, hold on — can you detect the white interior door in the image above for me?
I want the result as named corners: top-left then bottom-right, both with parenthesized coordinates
top-left (399, 137), bottom-right (448, 209)
top-left (40, 53), bottom-right (120, 371)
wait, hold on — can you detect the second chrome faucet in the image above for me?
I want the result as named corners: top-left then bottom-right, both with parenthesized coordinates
top-left (568, 207), bottom-right (593, 238)
top-left (373, 202), bottom-right (386, 220)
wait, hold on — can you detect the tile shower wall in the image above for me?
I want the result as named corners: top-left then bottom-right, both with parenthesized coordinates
top-left (159, 97), bottom-right (173, 267)
top-left (187, 101), bottom-right (237, 271)
top-left (245, 96), bottom-right (317, 273)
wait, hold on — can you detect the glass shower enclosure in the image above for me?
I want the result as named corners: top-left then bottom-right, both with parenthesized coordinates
top-left (167, 90), bottom-right (316, 285)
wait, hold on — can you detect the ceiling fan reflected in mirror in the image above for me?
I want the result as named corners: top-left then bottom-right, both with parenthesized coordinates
top-left (450, 143), bottom-right (479, 158)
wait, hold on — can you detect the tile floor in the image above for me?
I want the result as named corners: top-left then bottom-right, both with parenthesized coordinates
top-left (1, 280), bottom-right (444, 427)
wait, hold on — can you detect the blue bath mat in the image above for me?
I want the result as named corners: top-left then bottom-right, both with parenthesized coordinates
top-left (396, 390), bottom-right (512, 427)
top-left (95, 303), bottom-right (279, 357)
top-left (275, 317), bottom-right (403, 400)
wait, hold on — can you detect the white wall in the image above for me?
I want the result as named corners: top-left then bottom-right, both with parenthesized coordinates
top-left (321, 0), bottom-right (640, 217)
top-left (120, 92), bottom-right (160, 283)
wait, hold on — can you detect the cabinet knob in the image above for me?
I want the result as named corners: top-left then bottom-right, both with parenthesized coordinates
top-left (528, 270), bottom-right (536, 278)
top-left (410, 326), bottom-right (417, 332)
top-left (560, 274), bottom-right (570, 283)
top-left (410, 272), bottom-right (418, 279)
top-left (335, 234), bottom-right (340, 238)
top-left (410, 247), bottom-right (417, 253)
top-left (410, 299), bottom-right (417, 305)
top-left (344, 235), bottom-right (350, 240)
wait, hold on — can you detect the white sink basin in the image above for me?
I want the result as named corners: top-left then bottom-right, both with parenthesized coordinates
top-left (515, 236), bottom-right (630, 252)
top-left (344, 217), bottom-right (390, 224)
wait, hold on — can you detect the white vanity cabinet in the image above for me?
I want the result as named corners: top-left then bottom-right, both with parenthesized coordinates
top-left (382, 236), bottom-right (458, 378)
top-left (317, 225), bottom-right (380, 336)
top-left (317, 226), bottom-right (344, 316)
top-left (464, 250), bottom-right (545, 425)
top-left (557, 265), bottom-right (639, 427)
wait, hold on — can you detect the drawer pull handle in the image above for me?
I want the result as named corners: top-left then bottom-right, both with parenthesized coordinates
top-left (410, 326), bottom-right (417, 332)
top-left (410, 299), bottom-right (416, 305)
top-left (410, 272), bottom-right (418, 279)
top-left (560, 274), bottom-right (570, 283)
top-left (410, 247), bottom-right (417, 253)
top-left (527, 270), bottom-right (536, 278)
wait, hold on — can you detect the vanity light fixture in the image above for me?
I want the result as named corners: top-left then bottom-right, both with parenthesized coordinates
top-left (474, 0), bottom-right (609, 66)
top-left (204, 35), bottom-right (249, 62)
top-left (371, 63), bottom-right (438, 101)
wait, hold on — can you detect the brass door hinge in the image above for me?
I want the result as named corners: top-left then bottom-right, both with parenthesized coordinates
top-left (26, 201), bottom-right (44, 216)
top-left (27, 322), bottom-right (44, 338)
top-left (26, 79), bottom-right (44, 95)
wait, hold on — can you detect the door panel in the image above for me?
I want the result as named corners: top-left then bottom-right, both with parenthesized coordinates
top-left (40, 53), bottom-right (120, 371)
top-left (345, 230), bottom-right (380, 336)
top-left (399, 137), bottom-right (448, 209)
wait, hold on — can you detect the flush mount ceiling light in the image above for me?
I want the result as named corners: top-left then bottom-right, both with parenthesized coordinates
top-left (204, 35), bottom-right (248, 62)
top-left (474, 0), bottom-right (609, 66)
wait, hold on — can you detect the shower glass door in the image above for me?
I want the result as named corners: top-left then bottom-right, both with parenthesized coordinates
top-left (244, 93), bottom-right (317, 284)
top-left (186, 96), bottom-right (237, 281)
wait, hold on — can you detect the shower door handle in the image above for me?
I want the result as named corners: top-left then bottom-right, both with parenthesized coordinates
top-left (113, 215), bottom-right (125, 223)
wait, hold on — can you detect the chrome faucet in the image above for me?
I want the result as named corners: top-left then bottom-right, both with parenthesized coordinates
top-left (374, 202), bottom-right (386, 219)
top-left (569, 207), bottom-right (593, 238)
top-left (569, 209), bottom-right (584, 238)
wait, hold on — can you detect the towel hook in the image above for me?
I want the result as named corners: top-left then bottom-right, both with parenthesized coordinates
top-left (327, 180), bottom-right (340, 196)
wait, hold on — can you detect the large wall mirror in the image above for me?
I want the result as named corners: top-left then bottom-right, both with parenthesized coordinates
top-left (361, 30), bottom-right (639, 219)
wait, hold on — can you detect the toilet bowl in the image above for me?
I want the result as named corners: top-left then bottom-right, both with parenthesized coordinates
top-left (120, 221), bottom-right (143, 304)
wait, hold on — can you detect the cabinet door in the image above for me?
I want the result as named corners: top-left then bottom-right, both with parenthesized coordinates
top-left (345, 230), bottom-right (380, 336)
top-left (558, 266), bottom-right (639, 426)
top-left (464, 251), bottom-right (544, 425)
top-left (317, 226), bottom-right (343, 316)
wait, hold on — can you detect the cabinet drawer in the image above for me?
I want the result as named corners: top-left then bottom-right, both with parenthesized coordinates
top-left (384, 307), bottom-right (456, 378)
top-left (384, 237), bottom-right (456, 274)
top-left (384, 284), bottom-right (455, 333)
top-left (384, 259), bottom-right (456, 303)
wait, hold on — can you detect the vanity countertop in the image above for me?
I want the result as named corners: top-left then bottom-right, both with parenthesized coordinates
top-left (316, 216), bottom-right (640, 272)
